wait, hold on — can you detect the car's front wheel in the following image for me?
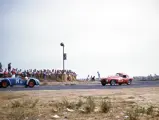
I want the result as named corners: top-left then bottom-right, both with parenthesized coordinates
top-left (28, 80), bottom-right (35, 88)
top-left (127, 80), bottom-right (132, 85)
top-left (110, 80), bottom-right (116, 86)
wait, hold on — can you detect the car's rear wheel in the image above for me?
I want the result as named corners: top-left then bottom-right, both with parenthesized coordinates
top-left (101, 80), bottom-right (106, 86)
top-left (1, 81), bottom-right (9, 88)
top-left (127, 80), bottom-right (132, 85)
top-left (28, 80), bottom-right (35, 88)
top-left (110, 80), bottom-right (116, 86)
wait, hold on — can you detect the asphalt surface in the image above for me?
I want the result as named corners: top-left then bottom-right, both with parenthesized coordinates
top-left (0, 80), bottom-right (159, 91)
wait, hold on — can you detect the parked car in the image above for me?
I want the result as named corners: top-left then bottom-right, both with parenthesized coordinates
top-left (0, 76), bottom-right (40, 88)
top-left (100, 73), bottom-right (133, 86)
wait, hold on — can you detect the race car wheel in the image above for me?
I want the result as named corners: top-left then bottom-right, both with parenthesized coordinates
top-left (101, 81), bottom-right (106, 86)
top-left (119, 83), bottom-right (122, 85)
top-left (110, 80), bottom-right (116, 86)
top-left (127, 80), bottom-right (132, 85)
top-left (28, 80), bottom-right (35, 88)
top-left (1, 81), bottom-right (9, 88)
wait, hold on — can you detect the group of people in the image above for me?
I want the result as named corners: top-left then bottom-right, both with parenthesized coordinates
top-left (0, 62), bottom-right (77, 81)
top-left (133, 74), bottom-right (159, 81)
top-left (86, 75), bottom-right (96, 81)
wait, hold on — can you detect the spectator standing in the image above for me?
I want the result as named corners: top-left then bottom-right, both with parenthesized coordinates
top-left (0, 62), bottom-right (2, 69)
top-left (0, 63), bottom-right (3, 78)
top-left (4, 68), bottom-right (8, 78)
top-left (87, 75), bottom-right (90, 81)
top-left (43, 69), bottom-right (46, 80)
top-left (11, 68), bottom-right (16, 78)
top-left (8, 63), bottom-right (11, 72)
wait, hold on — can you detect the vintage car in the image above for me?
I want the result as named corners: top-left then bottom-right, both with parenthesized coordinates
top-left (0, 76), bottom-right (40, 88)
top-left (100, 73), bottom-right (133, 86)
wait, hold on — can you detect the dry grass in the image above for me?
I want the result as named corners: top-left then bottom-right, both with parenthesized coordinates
top-left (60, 97), bottom-right (76, 109)
top-left (126, 105), bottom-right (159, 120)
top-left (0, 98), bottom-right (39, 120)
top-left (146, 105), bottom-right (154, 115)
top-left (99, 98), bottom-right (111, 113)
top-left (0, 92), bottom-right (27, 100)
top-left (8, 98), bottom-right (39, 109)
top-left (76, 98), bottom-right (84, 109)
top-left (83, 96), bottom-right (95, 113)
top-left (126, 106), bottom-right (143, 120)
top-left (0, 87), bottom-right (159, 120)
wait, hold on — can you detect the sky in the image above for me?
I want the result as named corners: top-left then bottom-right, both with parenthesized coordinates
top-left (0, 0), bottom-right (159, 78)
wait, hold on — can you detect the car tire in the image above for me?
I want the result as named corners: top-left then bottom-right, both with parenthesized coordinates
top-left (101, 81), bottom-right (106, 86)
top-left (1, 81), bottom-right (9, 88)
top-left (28, 80), bottom-right (35, 88)
top-left (127, 80), bottom-right (132, 85)
top-left (110, 80), bottom-right (116, 86)
top-left (119, 83), bottom-right (122, 85)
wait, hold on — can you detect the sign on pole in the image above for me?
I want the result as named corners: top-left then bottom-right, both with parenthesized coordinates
top-left (64, 53), bottom-right (67, 60)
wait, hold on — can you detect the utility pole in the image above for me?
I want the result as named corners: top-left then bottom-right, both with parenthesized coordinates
top-left (60, 42), bottom-right (67, 81)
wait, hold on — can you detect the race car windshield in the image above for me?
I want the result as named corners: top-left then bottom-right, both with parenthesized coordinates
top-left (116, 73), bottom-right (123, 77)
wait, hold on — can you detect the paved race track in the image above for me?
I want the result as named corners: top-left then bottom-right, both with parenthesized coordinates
top-left (0, 80), bottom-right (159, 91)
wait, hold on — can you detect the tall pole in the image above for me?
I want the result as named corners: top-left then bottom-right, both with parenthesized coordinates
top-left (60, 42), bottom-right (65, 81)
top-left (63, 45), bottom-right (65, 73)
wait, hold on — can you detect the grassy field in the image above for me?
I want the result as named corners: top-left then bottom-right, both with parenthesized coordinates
top-left (0, 87), bottom-right (159, 120)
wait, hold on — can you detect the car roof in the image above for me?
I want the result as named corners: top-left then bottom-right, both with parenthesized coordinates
top-left (117, 73), bottom-right (128, 76)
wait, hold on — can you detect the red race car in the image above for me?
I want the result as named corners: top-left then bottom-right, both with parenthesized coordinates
top-left (100, 73), bottom-right (133, 86)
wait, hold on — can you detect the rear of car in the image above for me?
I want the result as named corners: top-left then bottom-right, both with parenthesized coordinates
top-left (0, 78), bottom-right (11, 88)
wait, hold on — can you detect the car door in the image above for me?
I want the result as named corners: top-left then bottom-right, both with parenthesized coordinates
top-left (9, 78), bottom-right (17, 85)
top-left (124, 75), bottom-right (129, 83)
top-left (15, 77), bottom-right (27, 85)
top-left (15, 77), bottom-right (21, 85)
top-left (122, 75), bottom-right (127, 83)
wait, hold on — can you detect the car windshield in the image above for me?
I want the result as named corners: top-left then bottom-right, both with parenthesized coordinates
top-left (116, 73), bottom-right (123, 77)
top-left (16, 75), bottom-right (21, 78)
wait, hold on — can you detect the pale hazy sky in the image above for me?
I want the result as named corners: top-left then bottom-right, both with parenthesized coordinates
top-left (0, 0), bottom-right (159, 78)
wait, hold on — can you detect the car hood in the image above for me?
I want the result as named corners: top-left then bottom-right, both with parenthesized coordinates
top-left (106, 76), bottom-right (122, 80)
top-left (29, 77), bottom-right (39, 81)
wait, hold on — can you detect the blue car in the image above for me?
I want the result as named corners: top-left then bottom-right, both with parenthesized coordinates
top-left (0, 76), bottom-right (40, 88)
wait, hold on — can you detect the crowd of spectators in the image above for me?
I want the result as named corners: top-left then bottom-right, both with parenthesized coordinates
top-left (0, 62), bottom-right (77, 81)
top-left (133, 74), bottom-right (159, 81)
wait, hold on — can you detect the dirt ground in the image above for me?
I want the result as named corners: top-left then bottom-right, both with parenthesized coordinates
top-left (0, 87), bottom-right (159, 120)
top-left (40, 80), bottom-right (98, 86)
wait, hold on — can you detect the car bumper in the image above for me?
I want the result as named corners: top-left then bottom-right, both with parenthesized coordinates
top-left (36, 82), bottom-right (40, 85)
